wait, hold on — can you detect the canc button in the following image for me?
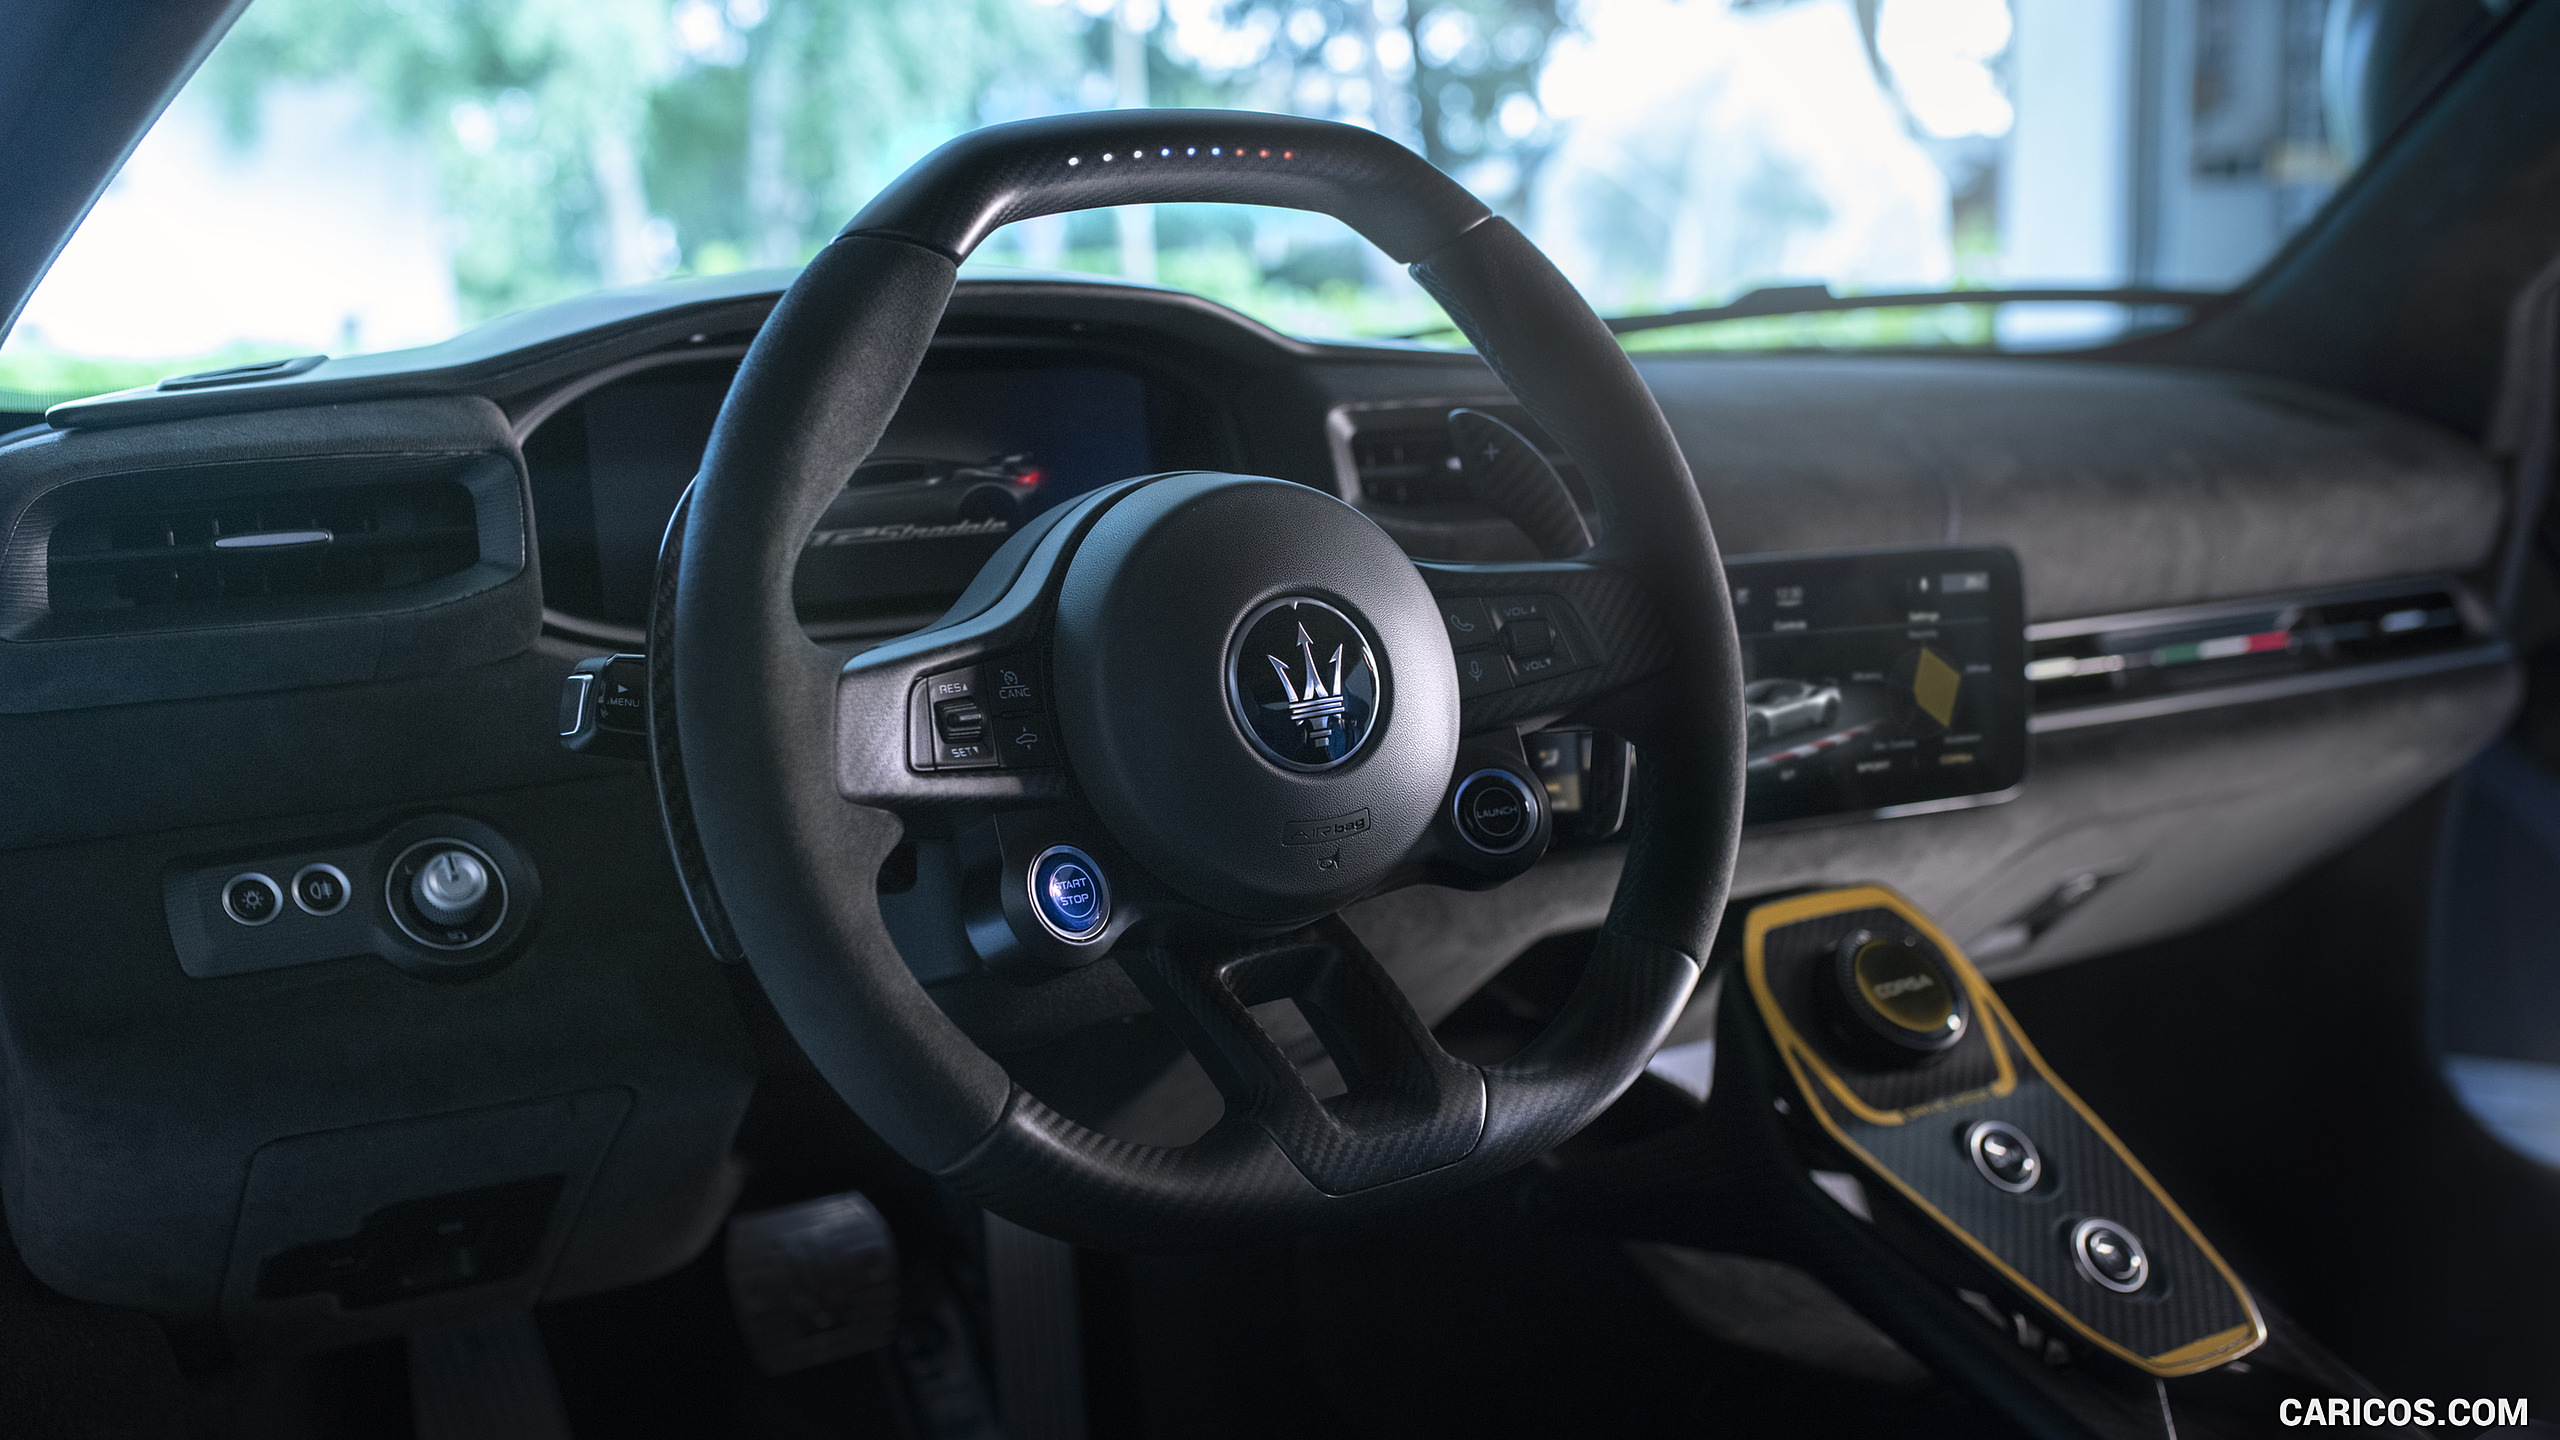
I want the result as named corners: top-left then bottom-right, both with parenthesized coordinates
top-left (1027, 845), bottom-right (1111, 943)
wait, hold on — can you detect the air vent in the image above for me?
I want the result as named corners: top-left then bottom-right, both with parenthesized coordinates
top-left (1340, 404), bottom-right (1588, 509)
top-left (1351, 427), bottom-right (1467, 505)
top-left (2025, 581), bottom-right (2478, 712)
top-left (46, 480), bottom-right (478, 616)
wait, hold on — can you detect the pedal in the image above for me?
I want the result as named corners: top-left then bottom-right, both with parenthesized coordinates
top-left (408, 1308), bottom-right (572, 1440)
top-left (724, 1190), bottom-right (900, 1375)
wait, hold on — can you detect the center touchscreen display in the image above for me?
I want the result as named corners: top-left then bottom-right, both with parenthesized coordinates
top-left (1728, 545), bottom-right (2026, 825)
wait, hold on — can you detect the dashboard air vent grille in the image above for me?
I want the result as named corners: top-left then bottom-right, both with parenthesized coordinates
top-left (45, 481), bottom-right (479, 617)
top-left (1345, 405), bottom-right (1587, 509)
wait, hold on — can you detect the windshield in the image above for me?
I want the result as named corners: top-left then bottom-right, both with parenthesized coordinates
top-left (0, 0), bottom-right (2503, 408)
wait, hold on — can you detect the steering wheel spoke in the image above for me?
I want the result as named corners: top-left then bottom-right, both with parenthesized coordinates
top-left (1121, 917), bottom-right (1485, 1194)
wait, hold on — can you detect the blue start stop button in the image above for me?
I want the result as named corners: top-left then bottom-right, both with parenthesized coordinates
top-left (1027, 845), bottom-right (1111, 943)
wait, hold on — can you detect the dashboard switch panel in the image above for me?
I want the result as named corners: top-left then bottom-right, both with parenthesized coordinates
top-left (165, 814), bottom-right (541, 981)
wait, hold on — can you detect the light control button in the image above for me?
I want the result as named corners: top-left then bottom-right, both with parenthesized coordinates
top-left (1965, 1119), bottom-right (2042, 1193)
top-left (2071, 1218), bottom-right (2149, 1293)
top-left (291, 863), bottom-right (351, 917)
top-left (1027, 846), bottom-right (1110, 943)
top-left (223, 873), bottom-right (283, 926)
top-left (1452, 769), bottom-right (1541, 855)
top-left (411, 849), bottom-right (491, 925)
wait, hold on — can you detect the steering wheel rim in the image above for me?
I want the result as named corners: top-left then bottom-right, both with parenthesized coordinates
top-left (667, 111), bottom-right (1746, 1250)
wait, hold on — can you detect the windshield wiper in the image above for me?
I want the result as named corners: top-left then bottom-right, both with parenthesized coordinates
top-left (1594, 283), bottom-right (2232, 337)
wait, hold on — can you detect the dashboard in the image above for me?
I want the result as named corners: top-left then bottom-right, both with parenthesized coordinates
top-left (0, 266), bottom-right (2521, 1344)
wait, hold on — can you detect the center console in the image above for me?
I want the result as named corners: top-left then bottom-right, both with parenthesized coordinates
top-left (1535, 885), bottom-right (2398, 1438)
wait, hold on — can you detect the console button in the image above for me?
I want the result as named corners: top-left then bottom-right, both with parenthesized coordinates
top-left (2070, 1219), bottom-right (2149, 1293)
top-left (292, 863), bottom-right (351, 917)
top-left (1439, 597), bottom-right (1496, 649)
top-left (223, 873), bottom-right (283, 926)
top-left (984, 657), bottom-right (1043, 715)
top-left (1027, 846), bottom-right (1110, 942)
top-left (1964, 1120), bottom-right (2042, 1193)
top-left (1454, 649), bottom-right (1514, 699)
top-left (1452, 769), bottom-right (1541, 854)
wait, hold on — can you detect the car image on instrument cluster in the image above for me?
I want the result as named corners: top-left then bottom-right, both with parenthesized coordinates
top-left (803, 452), bottom-right (1045, 549)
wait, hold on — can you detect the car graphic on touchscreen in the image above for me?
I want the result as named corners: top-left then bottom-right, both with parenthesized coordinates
top-left (1744, 678), bottom-right (1844, 743)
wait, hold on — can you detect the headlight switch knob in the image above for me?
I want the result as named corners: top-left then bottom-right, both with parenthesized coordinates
top-left (412, 848), bottom-right (492, 925)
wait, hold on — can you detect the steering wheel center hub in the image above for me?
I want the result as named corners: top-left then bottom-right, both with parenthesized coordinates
top-left (1052, 474), bottom-right (1459, 923)
top-left (1226, 596), bottom-right (1382, 771)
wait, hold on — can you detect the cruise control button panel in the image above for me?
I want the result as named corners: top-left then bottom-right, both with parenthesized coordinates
top-left (910, 654), bottom-right (1060, 772)
top-left (164, 815), bottom-right (542, 981)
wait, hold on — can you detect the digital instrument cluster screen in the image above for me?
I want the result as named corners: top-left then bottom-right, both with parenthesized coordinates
top-left (533, 357), bottom-right (1158, 628)
top-left (1729, 546), bottom-right (2027, 825)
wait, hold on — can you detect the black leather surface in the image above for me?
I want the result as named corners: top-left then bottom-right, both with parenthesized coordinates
top-left (675, 234), bottom-right (1017, 1174)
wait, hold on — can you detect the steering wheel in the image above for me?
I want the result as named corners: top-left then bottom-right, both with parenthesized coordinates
top-left (664, 111), bottom-right (1745, 1250)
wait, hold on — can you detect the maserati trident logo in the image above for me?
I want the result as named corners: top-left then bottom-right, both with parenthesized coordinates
top-left (1229, 597), bottom-right (1381, 771)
